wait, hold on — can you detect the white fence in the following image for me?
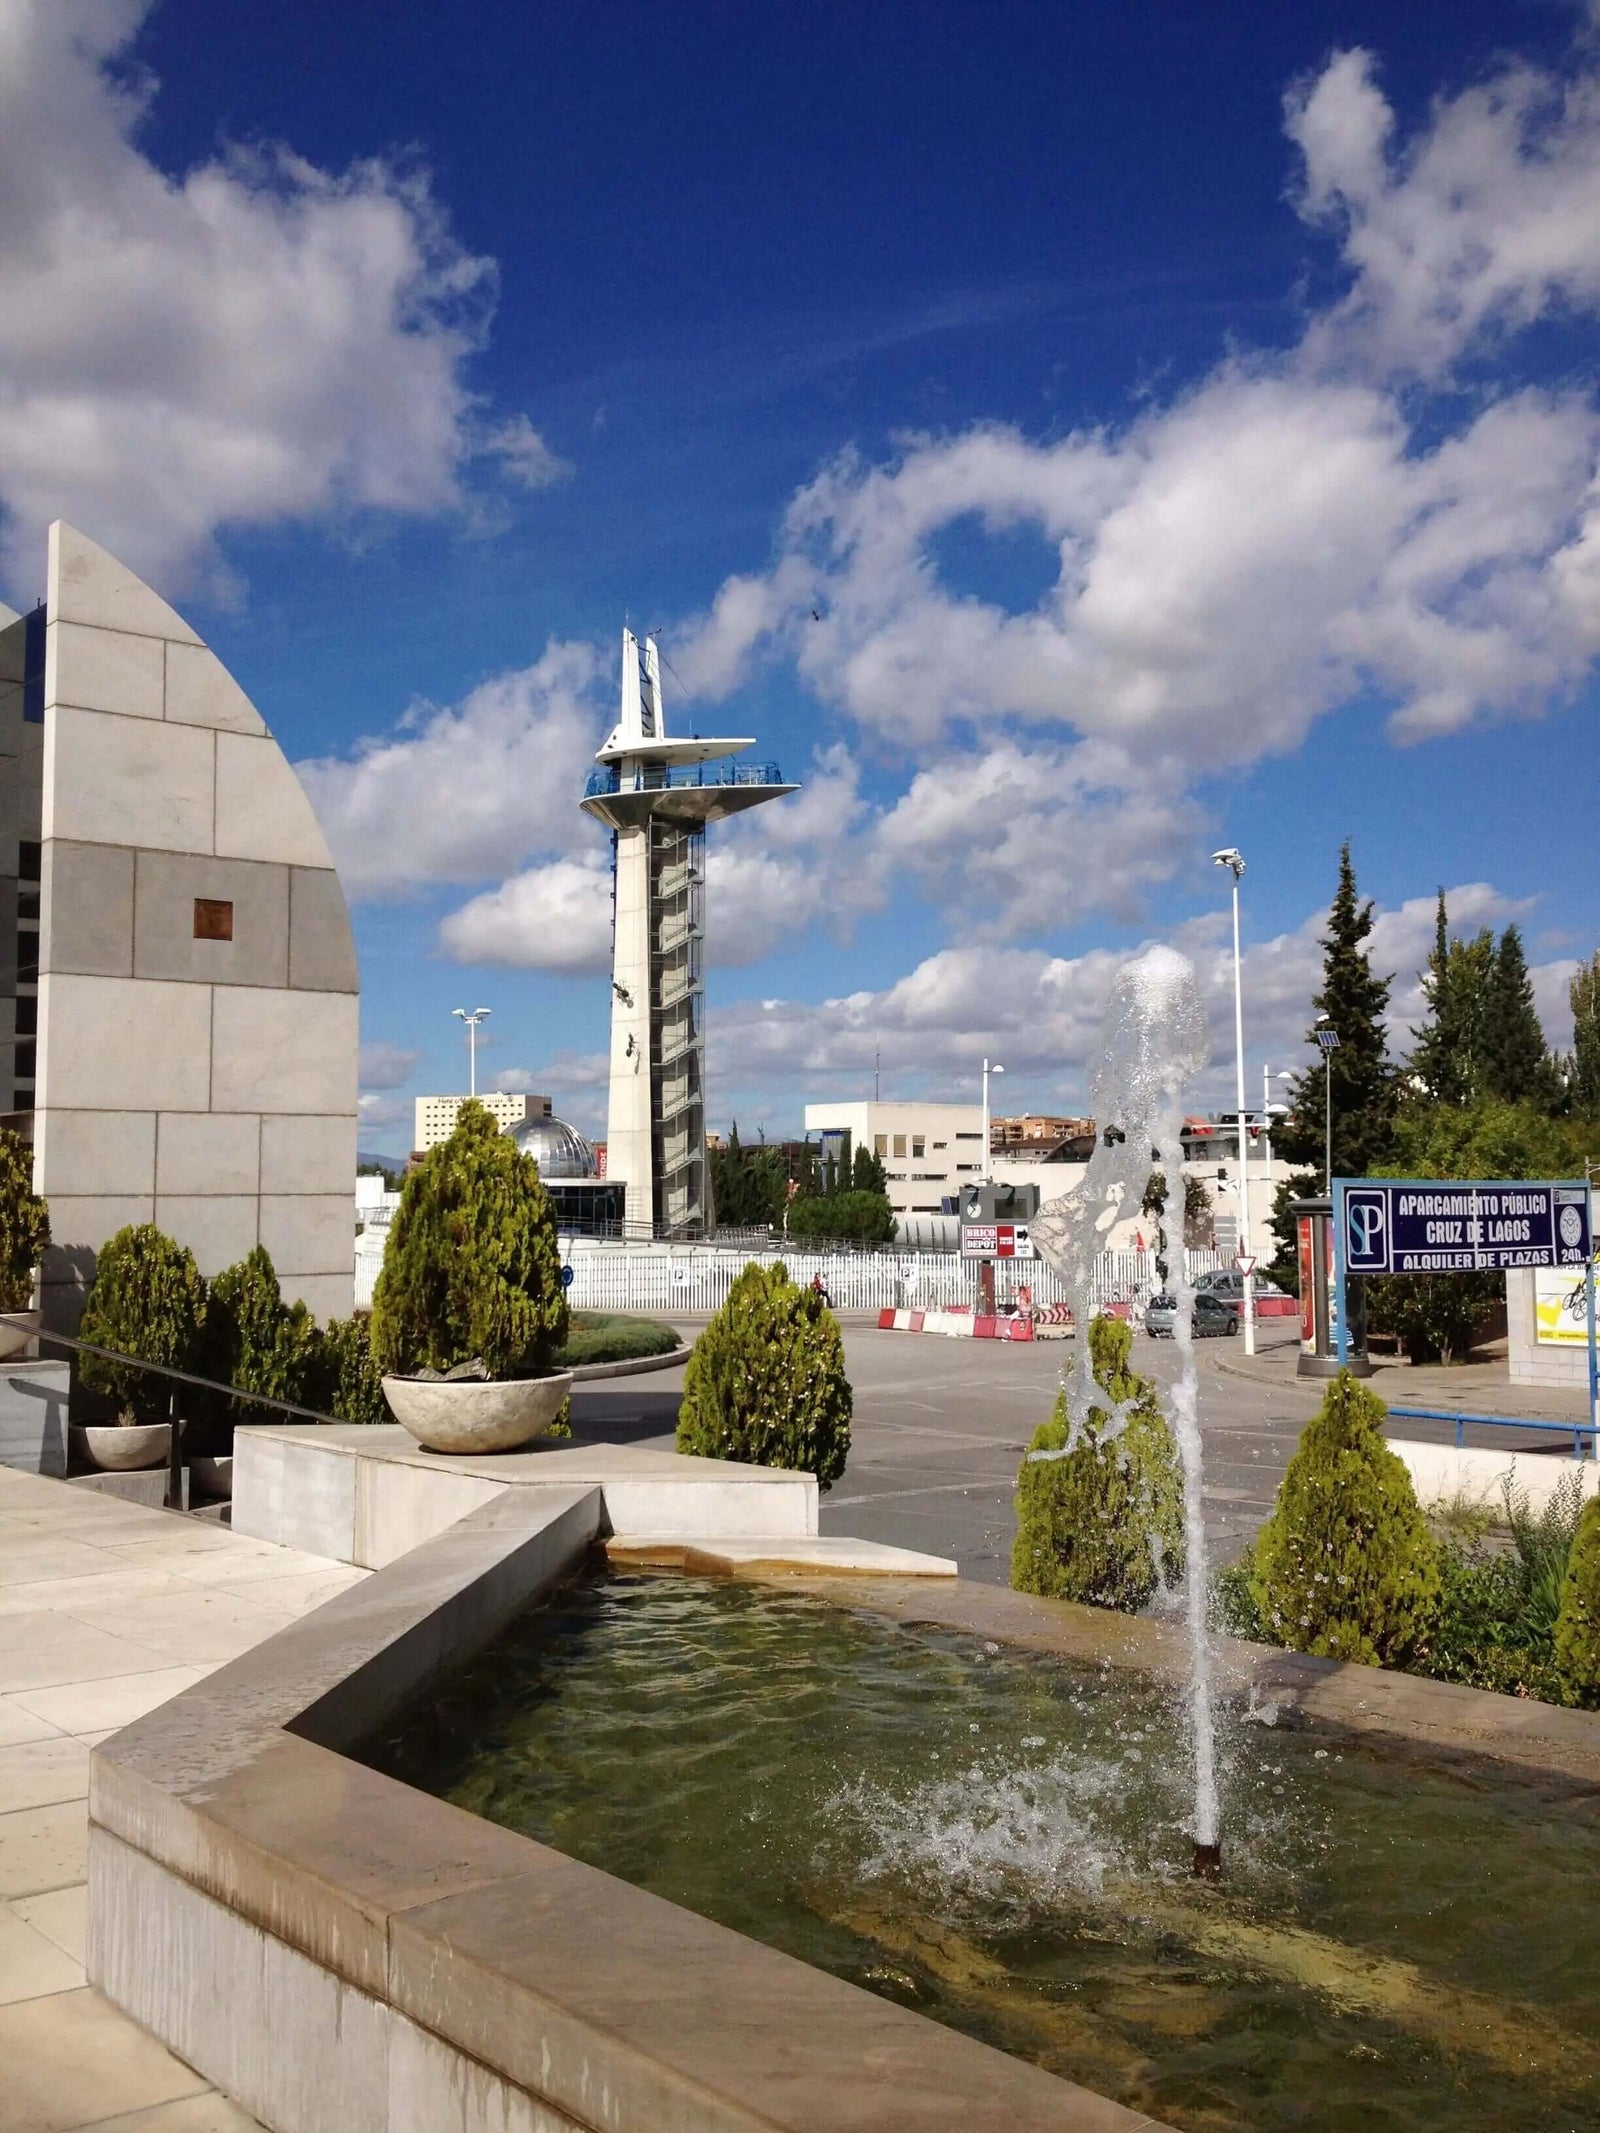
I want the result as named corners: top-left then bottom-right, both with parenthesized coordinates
top-left (355, 1239), bottom-right (1227, 1317)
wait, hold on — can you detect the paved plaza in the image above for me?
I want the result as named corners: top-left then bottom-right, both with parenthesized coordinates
top-left (0, 1468), bottom-right (366, 2132)
top-left (570, 1319), bottom-right (1595, 1580)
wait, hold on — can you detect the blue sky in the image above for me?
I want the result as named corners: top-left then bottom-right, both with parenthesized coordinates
top-left (3, 0), bottom-right (1598, 1150)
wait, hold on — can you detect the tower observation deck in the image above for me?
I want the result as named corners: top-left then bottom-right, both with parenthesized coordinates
top-left (581, 629), bottom-right (796, 1237)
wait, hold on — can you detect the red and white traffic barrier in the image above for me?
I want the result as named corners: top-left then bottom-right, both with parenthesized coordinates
top-left (876, 1307), bottom-right (1035, 1341)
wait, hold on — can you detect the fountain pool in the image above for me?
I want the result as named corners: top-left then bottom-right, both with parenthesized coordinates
top-left (364, 1570), bottom-right (1600, 2133)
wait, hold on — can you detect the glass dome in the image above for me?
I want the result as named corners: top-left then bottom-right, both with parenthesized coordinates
top-left (507, 1115), bottom-right (599, 1180)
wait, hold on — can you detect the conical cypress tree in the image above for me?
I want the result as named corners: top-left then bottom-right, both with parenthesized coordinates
top-left (1276, 842), bottom-right (1398, 1180)
top-left (1248, 1371), bottom-right (1439, 1666)
top-left (1554, 1497), bottom-right (1600, 1707)
top-left (1569, 949), bottom-right (1600, 1115)
top-left (370, 1100), bottom-right (568, 1379)
top-left (1407, 892), bottom-right (1493, 1109)
top-left (676, 1259), bottom-right (851, 1488)
top-left (1480, 925), bottom-right (1561, 1112)
top-left (1010, 1315), bottom-right (1184, 1610)
top-left (78, 1225), bottom-right (207, 1425)
top-left (0, 1127), bottom-right (48, 1314)
top-left (202, 1244), bottom-right (323, 1426)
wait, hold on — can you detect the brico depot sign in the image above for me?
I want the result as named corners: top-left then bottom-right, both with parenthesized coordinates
top-left (961, 1222), bottom-right (1035, 1260)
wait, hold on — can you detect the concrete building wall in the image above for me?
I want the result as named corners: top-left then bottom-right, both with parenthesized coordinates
top-left (30, 523), bottom-right (359, 1328)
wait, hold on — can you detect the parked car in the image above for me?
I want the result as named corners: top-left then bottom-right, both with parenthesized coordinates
top-left (1194, 1268), bottom-right (1288, 1301)
top-left (1144, 1290), bottom-right (1239, 1338)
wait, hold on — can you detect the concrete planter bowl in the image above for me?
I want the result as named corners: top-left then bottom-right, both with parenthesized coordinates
top-left (380, 1370), bottom-right (574, 1455)
top-left (75, 1420), bottom-right (172, 1471)
top-left (0, 1307), bottom-right (38, 1360)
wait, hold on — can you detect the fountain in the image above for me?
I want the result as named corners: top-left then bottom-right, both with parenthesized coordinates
top-left (1029, 945), bottom-right (1219, 1874)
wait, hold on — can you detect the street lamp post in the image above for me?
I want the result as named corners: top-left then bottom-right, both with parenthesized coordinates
top-left (452, 1006), bottom-right (492, 1099)
top-left (1314, 1021), bottom-right (1340, 1192)
top-left (1212, 849), bottom-right (1254, 1354)
top-left (981, 1059), bottom-right (1004, 1184)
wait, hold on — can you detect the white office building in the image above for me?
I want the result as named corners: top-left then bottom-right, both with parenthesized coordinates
top-left (802, 1101), bottom-right (988, 1223)
top-left (412, 1091), bottom-right (550, 1152)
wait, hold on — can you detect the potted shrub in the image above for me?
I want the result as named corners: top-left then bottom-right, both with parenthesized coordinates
top-left (191, 1244), bottom-right (325, 1496)
top-left (370, 1100), bottom-right (571, 1452)
top-left (0, 1126), bottom-right (48, 1359)
top-left (75, 1224), bottom-right (206, 1470)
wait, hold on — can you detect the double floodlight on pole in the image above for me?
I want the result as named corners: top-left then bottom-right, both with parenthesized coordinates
top-left (982, 1058), bottom-right (1004, 1183)
top-left (1211, 849), bottom-right (1256, 1353)
top-left (1313, 1018), bottom-right (1340, 1192)
top-left (452, 1006), bottom-right (492, 1099)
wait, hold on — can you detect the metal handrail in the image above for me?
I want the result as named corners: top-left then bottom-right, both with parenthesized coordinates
top-left (1387, 1403), bottom-right (1596, 1459)
top-left (0, 1312), bottom-right (341, 1427)
top-left (585, 761), bottom-right (784, 798)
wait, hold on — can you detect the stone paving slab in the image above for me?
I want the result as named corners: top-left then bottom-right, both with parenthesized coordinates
top-left (0, 1464), bottom-right (349, 2130)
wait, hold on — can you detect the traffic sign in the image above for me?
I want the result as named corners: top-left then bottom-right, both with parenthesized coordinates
top-left (1234, 1253), bottom-right (1257, 1275)
top-left (560, 1265), bottom-right (575, 1289)
top-left (1341, 1180), bottom-right (1590, 1276)
top-left (960, 1222), bottom-right (1035, 1260)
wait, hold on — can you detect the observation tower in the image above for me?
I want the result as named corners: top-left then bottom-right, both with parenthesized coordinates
top-left (581, 628), bottom-right (795, 1237)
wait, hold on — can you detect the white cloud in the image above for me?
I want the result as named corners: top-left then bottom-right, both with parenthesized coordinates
top-left (298, 641), bottom-right (605, 899)
top-left (358, 1041), bottom-right (420, 1091)
top-left (672, 37), bottom-right (1600, 785)
top-left (1290, 48), bottom-right (1600, 379)
top-left (438, 854), bottom-right (614, 973)
top-left (0, 0), bottom-right (554, 593)
top-left (481, 415), bottom-right (572, 492)
top-left (702, 880), bottom-right (1565, 1123)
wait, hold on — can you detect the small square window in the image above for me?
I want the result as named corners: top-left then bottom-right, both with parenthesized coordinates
top-left (893, 1134), bottom-right (907, 1158)
top-left (194, 898), bottom-right (234, 941)
top-left (873, 1134), bottom-right (888, 1157)
top-left (912, 1135), bottom-right (925, 1158)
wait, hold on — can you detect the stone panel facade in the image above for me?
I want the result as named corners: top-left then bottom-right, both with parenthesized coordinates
top-left (15, 523), bottom-right (359, 1327)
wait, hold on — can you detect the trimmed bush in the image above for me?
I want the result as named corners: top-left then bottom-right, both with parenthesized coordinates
top-left (676, 1260), bottom-right (851, 1489)
top-left (0, 1127), bottom-right (47, 1314)
top-left (317, 1313), bottom-right (388, 1427)
top-left (1010, 1314), bottom-right (1184, 1610)
top-left (370, 1100), bottom-right (568, 1380)
top-left (1555, 1497), bottom-right (1600, 1707)
top-left (202, 1245), bottom-right (323, 1426)
top-left (78, 1224), bottom-right (207, 1425)
top-left (1248, 1370), bottom-right (1439, 1666)
top-left (557, 1313), bottom-right (681, 1366)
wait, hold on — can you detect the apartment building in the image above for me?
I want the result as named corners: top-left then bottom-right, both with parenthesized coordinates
top-left (801, 1100), bottom-right (987, 1220)
top-left (413, 1090), bottom-right (551, 1152)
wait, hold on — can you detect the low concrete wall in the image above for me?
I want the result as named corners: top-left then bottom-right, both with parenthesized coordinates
top-left (1390, 1436), bottom-right (1600, 1518)
top-left (89, 1479), bottom-right (1165, 2133)
top-left (232, 1425), bottom-right (819, 1568)
top-left (0, 1359), bottom-right (70, 1475)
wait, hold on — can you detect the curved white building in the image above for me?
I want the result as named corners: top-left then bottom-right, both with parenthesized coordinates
top-left (0, 523), bottom-right (359, 1327)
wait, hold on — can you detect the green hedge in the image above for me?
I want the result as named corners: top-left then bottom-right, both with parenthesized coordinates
top-left (1555, 1497), bottom-right (1600, 1706)
top-left (557, 1313), bottom-right (681, 1366)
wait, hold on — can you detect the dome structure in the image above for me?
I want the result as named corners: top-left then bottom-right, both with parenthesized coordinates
top-left (508, 1115), bottom-right (598, 1180)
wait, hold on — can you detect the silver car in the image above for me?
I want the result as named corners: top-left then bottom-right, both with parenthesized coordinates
top-left (1144, 1290), bottom-right (1238, 1338)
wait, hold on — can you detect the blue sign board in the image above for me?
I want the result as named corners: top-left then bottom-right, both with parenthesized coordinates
top-left (1340, 1180), bottom-right (1591, 1276)
top-left (560, 1265), bottom-right (575, 1289)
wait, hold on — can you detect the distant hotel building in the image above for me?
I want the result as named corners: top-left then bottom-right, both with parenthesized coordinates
top-left (990, 1113), bottom-right (1094, 1153)
top-left (413, 1091), bottom-right (551, 1152)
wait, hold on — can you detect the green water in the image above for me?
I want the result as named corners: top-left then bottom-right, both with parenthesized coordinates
top-left (365, 1574), bottom-right (1600, 2132)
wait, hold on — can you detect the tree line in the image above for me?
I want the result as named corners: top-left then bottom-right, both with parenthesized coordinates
top-left (708, 1123), bottom-right (895, 1245)
top-left (1269, 841), bottom-right (1599, 1359)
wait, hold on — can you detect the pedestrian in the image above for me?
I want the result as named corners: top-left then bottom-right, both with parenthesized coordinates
top-left (811, 1270), bottom-right (832, 1309)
